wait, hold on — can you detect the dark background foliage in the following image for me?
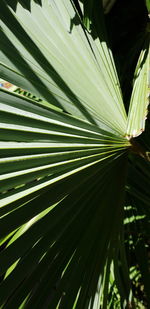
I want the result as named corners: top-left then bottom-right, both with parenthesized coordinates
top-left (106, 3), bottom-right (149, 306)
top-left (105, 0), bottom-right (148, 109)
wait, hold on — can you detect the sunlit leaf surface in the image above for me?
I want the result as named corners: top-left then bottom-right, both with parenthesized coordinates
top-left (0, 0), bottom-right (149, 308)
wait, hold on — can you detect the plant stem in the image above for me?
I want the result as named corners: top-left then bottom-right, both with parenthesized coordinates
top-left (130, 139), bottom-right (150, 161)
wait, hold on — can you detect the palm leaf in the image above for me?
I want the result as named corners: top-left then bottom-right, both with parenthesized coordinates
top-left (0, 0), bottom-right (149, 308)
top-left (145, 0), bottom-right (150, 14)
top-left (126, 29), bottom-right (150, 138)
top-left (0, 87), bottom-right (129, 308)
top-left (0, 0), bottom-right (127, 134)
